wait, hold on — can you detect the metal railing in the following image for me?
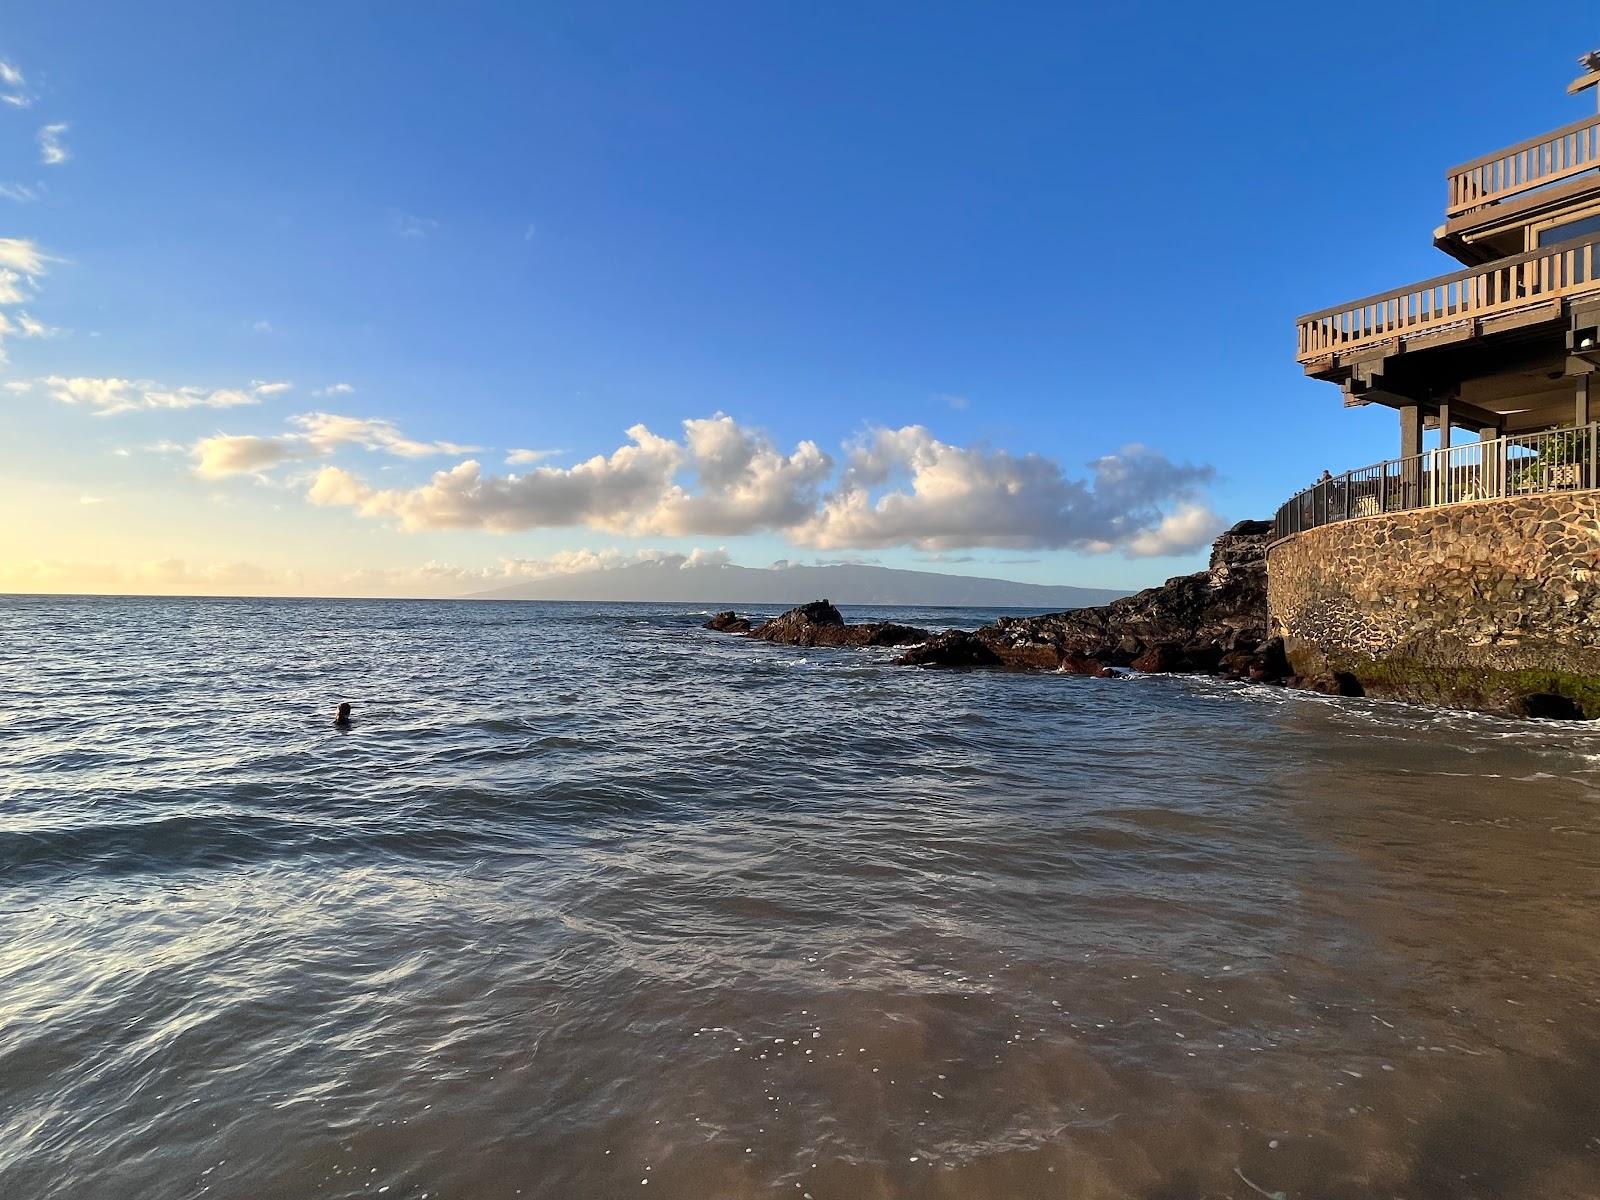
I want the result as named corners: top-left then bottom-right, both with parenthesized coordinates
top-left (1447, 112), bottom-right (1600, 217)
top-left (1273, 423), bottom-right (1599, 540)
top-left (1296, 234), bottom-right (1600, 363)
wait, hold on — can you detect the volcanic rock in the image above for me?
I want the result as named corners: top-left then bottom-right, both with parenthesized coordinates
top-left (1131, 643), bottom-right (1185, 674)
top-left (751, 600), bottom-right (931, 649)
top-left (1060, 652), bottom-right (1116, 678)
top-left (897, 630), bottom-right (1003, 668)
top-left (704, 610), bottom-right (752, 633)
top-left (965, 519), bottom-right (1273, 674)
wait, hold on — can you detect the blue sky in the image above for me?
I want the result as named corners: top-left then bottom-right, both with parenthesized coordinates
top-left (0, 2), bottom-right (1592, 595)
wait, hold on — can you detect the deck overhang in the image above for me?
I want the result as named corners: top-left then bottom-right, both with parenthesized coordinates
top-left (1296, 236), bottom-right (1600, 434)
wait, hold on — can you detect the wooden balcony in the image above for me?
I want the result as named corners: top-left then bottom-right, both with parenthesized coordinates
top-left (1296, 234), bottom-right (1600, 365)
top-left (1447, 112), bottom-right (1600, 217)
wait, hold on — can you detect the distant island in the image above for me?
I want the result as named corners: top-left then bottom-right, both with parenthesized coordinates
top-left (469, 559), bottom-right (1127, 608)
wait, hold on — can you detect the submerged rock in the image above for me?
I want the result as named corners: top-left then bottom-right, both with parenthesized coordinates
top-left (751, 599), bottom-right (930, 649)
top-left (704, 610), bottom-right (752, 633)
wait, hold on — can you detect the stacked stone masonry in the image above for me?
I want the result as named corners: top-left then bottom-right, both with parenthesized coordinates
top-left (1266, 493), bottom-right (1600, 716)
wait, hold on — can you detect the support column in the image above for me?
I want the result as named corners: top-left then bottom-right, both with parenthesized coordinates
top-left (1399, 405), bottom-right (1422, 458)
top-left (1582, 375), bottom-right (1597, 488)
top-left (1438, 401), bottom-right (1453, 451)
top-left (1399, 404), bottom-right (1422, 509)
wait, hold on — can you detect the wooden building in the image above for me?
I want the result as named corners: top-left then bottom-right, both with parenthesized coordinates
top-left (1296, 52), bottom-right (1600, 460)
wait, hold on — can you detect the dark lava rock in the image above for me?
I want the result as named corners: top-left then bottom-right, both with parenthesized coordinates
top-left (704, 610), bottom-right (751, 633)
top-left (1131, 643), bottom-right (1185, 674)
top-left (735, 522), bottom-right (1286, 693)
top-left (857, 623), bottom-right (933, 647)
top-left (1060, 652), bottom-right (1116, 678)
top-left (975, 519), bottom-right (1272, 673)
top-left (1246, 638), bottom-right (1291, 684)
top-left (753, 600), bottom-right (931, 649)
top-left (897, 630), bottom-right (1002, 668)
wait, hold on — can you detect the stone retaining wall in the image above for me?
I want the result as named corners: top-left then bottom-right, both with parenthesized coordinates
top-left (1265, 493), bottom-right (1600, 716)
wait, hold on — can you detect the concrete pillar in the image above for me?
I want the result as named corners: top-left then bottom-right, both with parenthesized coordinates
top-left (1399, 404), bottom-right (1422, 509)
top-left (1438, 402), bottom-right (1452, 451)
top-left (1578, 374), bottom-right (1592, 427)
top-left (1399, 405), bottom-right (1422, 458)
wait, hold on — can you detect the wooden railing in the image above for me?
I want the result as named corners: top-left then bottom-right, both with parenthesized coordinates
top-left (1447, 112), bottom-right (1600, 216)
top-left (1273, 424), bottom-right (1599, 540)
top-left (1296, 234), bottom-right (1600, 362)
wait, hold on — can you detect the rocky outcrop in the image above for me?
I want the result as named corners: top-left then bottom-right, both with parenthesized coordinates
top-left (739, 522), bottom-right (1304, 688)
top-left (899, 520), bottom-right (1286, 682)
top-left (897, 630), bottom-right (1002, 668)
top-left (749, 600), bottom-right (931, 649)
top-left (704, 610), bottom-right (752, 633)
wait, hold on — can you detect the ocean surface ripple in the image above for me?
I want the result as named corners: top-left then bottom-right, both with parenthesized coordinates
top-left (3, 596), bottom-right (1600, 1199)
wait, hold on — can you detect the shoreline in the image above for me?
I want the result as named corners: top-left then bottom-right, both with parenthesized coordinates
top-left (705, 518), bottom-right (1590, 720)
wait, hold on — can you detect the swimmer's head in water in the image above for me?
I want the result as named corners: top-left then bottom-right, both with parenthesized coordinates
top-left (335, 702), bottom-right (352, 723)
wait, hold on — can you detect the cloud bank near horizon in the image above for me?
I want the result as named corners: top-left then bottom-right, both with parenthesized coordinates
top-left (182, 410), bottom-right (1222, 558)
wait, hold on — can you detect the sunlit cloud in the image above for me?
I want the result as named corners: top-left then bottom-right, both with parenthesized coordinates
top-left (0, 238), bottom-right (52, 361)
top-left (31, 375), bottom-right (286, 416)
top-left (288, 413), bottom-right (1218, 557)
top-left (505, 447), bottom-right (563, 465)
top-left (1124, 502), bottom-right (1227, 558)
top-left (192, 411), bottom-right (481, 479)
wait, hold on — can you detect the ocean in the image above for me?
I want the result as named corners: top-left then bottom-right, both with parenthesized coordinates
top-left (3, 595), bottom-right (1599, 1200)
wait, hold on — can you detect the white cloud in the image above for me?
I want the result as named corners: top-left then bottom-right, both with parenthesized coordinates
top-left (0, 239), bottom-right (52, 361)
top-left (313, 382), bottom-right (354, 397)
top-left (645, 415), bottom-right (832, 537)
top-left (14, 311), bottom-right (58, 337)
top-left (302, 415), bottom-right (832, 537)
top-left (193, 411), bottom-right (481, 479)
top-left (0, 238), bottom-right (47, 275)
top-left (196, 409), bottom-right (1222, 556)
top-left (251, 319), bottom-right (273, 334)
top-left (36, 375), bottom-right (282, 416)
top-left (306, 423), bottom-right (684, 531)
top-left (788, 428), bottom-right (1215, 554)
top-left (37, 122), bottom-right (69, 166)
top-left (192, 434), bottom-right (303, 478)
top-left (935, 392), bottom-right (970, 411)
top-left (292, 412), bottom-right (479, 458)
top-left (0, 183), bottom-right (38, 203)
top-left (0, 309), bottom-right (57, 350)
top-left (505, 447), bottom-right (562, 465)
top-left (251, 379), bottom-right (292, 396)
top-left (680, 546), bottom-right (731, 569)
top-left (0, 60), bottom-right (30, 108)
top-left (1124, 502), bottom-right (1226, 558)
